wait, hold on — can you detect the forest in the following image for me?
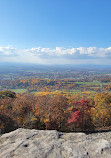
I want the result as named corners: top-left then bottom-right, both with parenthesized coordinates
top-left (0, 90), bottom-right (111, 133)
top-left (0, 65), bottom-right (111, 134)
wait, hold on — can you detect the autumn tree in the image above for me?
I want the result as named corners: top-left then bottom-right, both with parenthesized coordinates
top-left (67, 99), bottom-right (94, 132)
top-left (33, 94), bottom-right (69, 131)
top-left (0, 90), bottom-right (16, 99)
top-left (12, 94), bottom-right (38, 128)
top-left (92, 93), bottom-right (111, 127)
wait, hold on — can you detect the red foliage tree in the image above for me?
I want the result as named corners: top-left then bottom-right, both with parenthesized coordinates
top-left (67, 99), bottom-right (94, 131)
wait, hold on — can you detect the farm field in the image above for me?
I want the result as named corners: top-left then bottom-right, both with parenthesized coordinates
top-left (6, 79), bottom-right (111, 94)
top-left (74, 81), bottom-right (100, 85)
top-left (0, 64), bottom-right (111, 94)
top-left (1, 79), bottom-right (111, 94)
top-left (10, 89), bottom-right (27, 93)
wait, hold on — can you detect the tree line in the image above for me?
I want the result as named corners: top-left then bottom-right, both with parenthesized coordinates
top-left (0, 90), bottom-right (111, 133)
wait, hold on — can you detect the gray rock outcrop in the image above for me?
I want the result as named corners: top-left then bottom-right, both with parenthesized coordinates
top-left (0, 128), bottom-right (111, 158)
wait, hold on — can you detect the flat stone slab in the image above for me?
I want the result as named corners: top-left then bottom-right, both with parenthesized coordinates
top-left (0, 128), bottom-right (111, 158)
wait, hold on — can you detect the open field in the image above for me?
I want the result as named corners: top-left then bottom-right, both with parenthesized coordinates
top-left (74, 81), bottom-right (101, 85)
top-left (10, 89), bottom-right (27, 93)
top-left (0, 64), bottom-right (111, 94)
top-left (3, 79), bottom-right (111, 94)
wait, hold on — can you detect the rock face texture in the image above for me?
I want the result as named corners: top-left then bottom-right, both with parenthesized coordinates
top-left (0, 128), bottom-right (111, 158)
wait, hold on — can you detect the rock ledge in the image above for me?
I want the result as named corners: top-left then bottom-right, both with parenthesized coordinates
top-left (0, 128), bottom-right (111, 158)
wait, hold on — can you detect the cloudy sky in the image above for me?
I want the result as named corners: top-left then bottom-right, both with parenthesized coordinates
top-left (1, 46), bottom-right (111, 65)
top-left (0, 0), bottom-right (111, 65)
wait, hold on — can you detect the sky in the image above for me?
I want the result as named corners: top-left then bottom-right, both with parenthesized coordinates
top-left (0, 0), bottom-right (111, 65)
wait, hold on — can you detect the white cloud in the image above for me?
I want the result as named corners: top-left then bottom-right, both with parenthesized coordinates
top-left (0, 46), bottom-right (21, 56)
top-left (25, 46), bottom-right (111, 58)
top-left (0, 46), bottom-right (111, 65)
